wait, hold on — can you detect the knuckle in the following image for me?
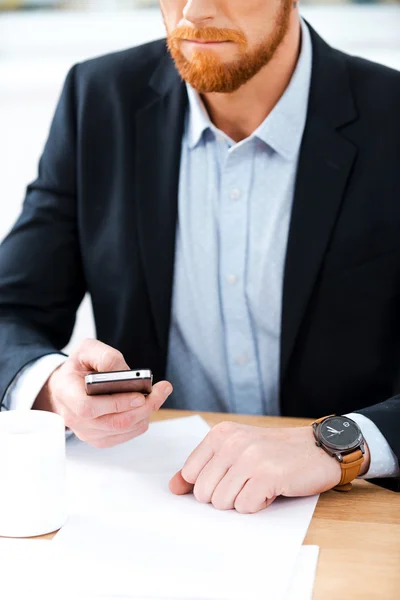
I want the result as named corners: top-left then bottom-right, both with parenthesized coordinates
top-left (241, 443), bottom-right (260, 462)
top-left (148, 398), bottom-right (160, 413)
top-left (101, 348), bottom-right (121, 370)
top-left (211, 423), bottom-right (242, 450)
top-left (212, 421), bottom-right (237, 437)
top-left (221, 431), bottom-right (246, 455)
top-left (80, 338), bottom-right (94, 350)
top-left (113, 349), bottom-right (125, 365)
top-left (76, 338), bottom-right (96, 357)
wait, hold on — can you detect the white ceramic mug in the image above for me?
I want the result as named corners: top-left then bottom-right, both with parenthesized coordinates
top-left (0, 410), bottom-right (67, 537)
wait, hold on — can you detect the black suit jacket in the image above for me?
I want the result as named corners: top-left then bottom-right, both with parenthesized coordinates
top-left (0, 25), bottom-right (399, 490)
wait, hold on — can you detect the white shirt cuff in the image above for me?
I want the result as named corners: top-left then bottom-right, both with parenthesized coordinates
top-left (3, 353), bottom-right (68, 411)
top-left (346, 412), bottom-right (400, 479)
top-left (2, 353), bottom-right (75, 439)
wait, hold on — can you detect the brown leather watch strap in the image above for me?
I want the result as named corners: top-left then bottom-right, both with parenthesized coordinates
top-left (334, 449), bottom-right (364, 491)
top-left (312, 414), bottom-right (335, 425)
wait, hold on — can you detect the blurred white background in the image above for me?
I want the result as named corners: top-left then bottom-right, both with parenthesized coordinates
top-left (1, 4), bottom-right (399, 350)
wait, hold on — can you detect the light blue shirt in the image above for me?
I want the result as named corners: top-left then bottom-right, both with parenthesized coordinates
top-left (166, 21), bottom-right (312, 416)
top-left (3, 21), bottom-right (399, 480)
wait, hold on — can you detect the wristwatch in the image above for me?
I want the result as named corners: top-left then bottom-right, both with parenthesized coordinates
top-left (312, 415), bottom-right (366, 491)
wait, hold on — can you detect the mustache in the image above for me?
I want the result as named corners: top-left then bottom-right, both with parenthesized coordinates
top-left (169, 26), bottom-right (247, 47)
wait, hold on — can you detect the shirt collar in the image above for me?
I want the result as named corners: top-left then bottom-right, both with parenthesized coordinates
top-left (185, 19), bottom-right (313, 160)
top-left (185, 82), bottom-right (215, 150)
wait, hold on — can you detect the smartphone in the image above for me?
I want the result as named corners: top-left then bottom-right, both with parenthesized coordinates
top-left (85, 369), bottom-right (153, 396)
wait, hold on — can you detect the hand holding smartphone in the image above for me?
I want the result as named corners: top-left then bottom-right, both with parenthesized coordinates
top-left (85, 369), bottom-right (153, 396)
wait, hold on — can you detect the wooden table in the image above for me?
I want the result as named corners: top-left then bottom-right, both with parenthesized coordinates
top-left (40, 409), bottom-right (400, 599)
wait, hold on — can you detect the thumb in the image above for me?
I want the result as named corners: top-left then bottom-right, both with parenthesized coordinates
top-left (146, 380), bottom-right (173, 413)
top-left (71, 339), bottom-right (130, 373)
top-left (169, 470), bottom-right (194, 495)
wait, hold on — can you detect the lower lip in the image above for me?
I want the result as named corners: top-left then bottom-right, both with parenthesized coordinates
top-left (182, 40), bottom-right (230, 49)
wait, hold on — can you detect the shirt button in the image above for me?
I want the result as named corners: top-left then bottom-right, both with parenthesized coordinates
top-left (230, 188), bottom-right (241, 201)
top-left (235, 353), bottom-right (249, 366)
top-left (227, 274), bottom-right (239, 285)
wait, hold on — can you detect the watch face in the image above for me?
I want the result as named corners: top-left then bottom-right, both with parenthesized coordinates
top-left (319, 417), bottom-right (362, 450)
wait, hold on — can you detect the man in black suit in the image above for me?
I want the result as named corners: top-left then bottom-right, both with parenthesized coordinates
top-left (0, 1), bottom-right (399, 512)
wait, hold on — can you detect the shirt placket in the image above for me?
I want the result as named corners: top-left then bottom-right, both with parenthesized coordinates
top-left (218, 139), bottom-right (264, 415)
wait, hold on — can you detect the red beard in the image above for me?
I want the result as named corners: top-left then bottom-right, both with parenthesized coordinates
top-left (167, 5), bottom-right (292, 94)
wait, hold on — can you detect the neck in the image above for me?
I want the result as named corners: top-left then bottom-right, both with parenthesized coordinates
top-left (200, 14), bottom-right (302, 143)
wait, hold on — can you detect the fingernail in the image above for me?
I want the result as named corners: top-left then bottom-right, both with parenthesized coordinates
top-left (164, 385), bottom-right (172, 398)
top-left (130, 396), bottom-right (144, 408)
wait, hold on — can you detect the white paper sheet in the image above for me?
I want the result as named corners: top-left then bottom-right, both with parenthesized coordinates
top-left (0, 539), bottom-right (319, 600)
top-left (63, 415), bottom-right (318, 544)
top-left (53, 511), bottom-right (301, 600)
top-left (48, 416), bottom-right (319, 600)
top-left (285, 546), bottom-right (320, 600)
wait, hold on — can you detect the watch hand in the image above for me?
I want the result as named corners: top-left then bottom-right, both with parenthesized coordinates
top-left (326, 426), bottom-right (340, 434)
top-left (327, 430), bottom-right (345, 438)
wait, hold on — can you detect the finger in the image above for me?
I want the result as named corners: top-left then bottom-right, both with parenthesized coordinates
top-left (169, 470), bottom-right (194, 495)
top-left (75, 417), bottom-right (150, 440)
top-left (75, 419), bottom-right (150, 448)
top-left (82, 406), bottom-right (148, 432)
top-left (234, 478), bottom-right (277, 514)
top-left (210, 465), bottom-right (248, 511)
top-left (180, 433), bottom-right (214, 485)
top-left (119, 380), bottom-right (172, 423)
top-left (192, 455), bottom-right (231, 504)
top-left (71, 339), bottom-right (130, 373)
top-left (70, 379), bottom-right (172, 422)
top-left (81, 380), bottom-right (171, 431)
top-left (72, 389), bottom-right (147, 421)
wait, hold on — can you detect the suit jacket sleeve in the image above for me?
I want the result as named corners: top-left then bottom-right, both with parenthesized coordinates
top-left (0, 65), bottom-right (85, 407)
top-left (357, 397), bottom-right (400, 491)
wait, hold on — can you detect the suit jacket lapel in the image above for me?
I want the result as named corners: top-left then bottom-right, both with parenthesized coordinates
top-left (280, 26), bottom-right (358, 382)
top-left (135, 53), bottom-right (187, 358)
